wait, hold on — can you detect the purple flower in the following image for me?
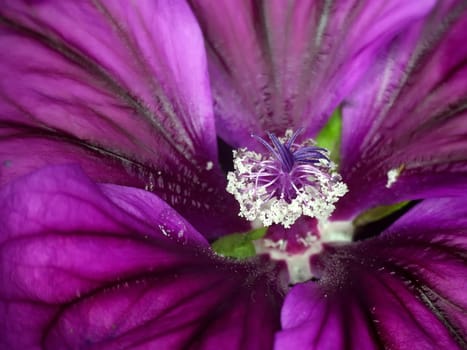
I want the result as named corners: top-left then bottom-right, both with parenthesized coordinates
top-left (0, 1), bottom-right (466, 349)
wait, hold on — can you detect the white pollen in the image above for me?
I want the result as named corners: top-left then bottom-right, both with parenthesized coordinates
top-left (205, 161), bottom-right (213, 171)
top-left (386, 167), bottom-right (402, 188)
top-left (158, 225), bottom-right (170, 237)
top-left (226, 143), bottom-right (348, 228)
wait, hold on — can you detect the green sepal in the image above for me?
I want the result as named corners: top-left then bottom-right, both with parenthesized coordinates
top-left (315, 107), bottom-right (342, 163)
top-left (211, 227), bottom-right (267, 259)
top-left (353, 201), bottom-right (410, 227)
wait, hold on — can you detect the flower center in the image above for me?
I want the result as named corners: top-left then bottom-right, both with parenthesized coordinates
top-left (226, 129), bottom-right (348, 228)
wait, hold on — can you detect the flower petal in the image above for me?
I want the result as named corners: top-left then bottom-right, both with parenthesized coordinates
top-left (0, 0), bottom-right (247, 237)
top-left (190, 0), bottom-right (435, 148)
top-left (0, 165), bottom-right (283, 349)
top-left (277, 283), bottom-right (380, 350)
top-left (44, 267), bottom-right (281, 350)
top-left (337, 1), bottom-right (467, 219)
top-left (277, 197), bottom-right (467, 349)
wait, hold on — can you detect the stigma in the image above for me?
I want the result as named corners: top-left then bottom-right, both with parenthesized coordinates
top-left (226, 129), bottom-right (348, 228)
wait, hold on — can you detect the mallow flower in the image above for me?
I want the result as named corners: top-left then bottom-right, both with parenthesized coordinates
top-left (0, 1), bottom-right (466, 349)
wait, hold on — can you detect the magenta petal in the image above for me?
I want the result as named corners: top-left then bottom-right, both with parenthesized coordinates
top-left (0, 165), bottom-right (282, 349)
top-left (0, 0), bottom-right (247, 237)
top-left (0, 164), bottom-right (208, 247)
top-left (45, 269), bottom-right (281, 350)
top-left (277, 197), bottom-right (467, 349)
top-left (336, 1), bottom-right (467, 219)
top-left (277, 283), bottom-right (380, 350)
top-left (190, 0), bottom-right (435, 148)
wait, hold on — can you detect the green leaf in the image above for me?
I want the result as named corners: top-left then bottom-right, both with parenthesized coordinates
top-left (353, 201), bottom-right (410, 227)
top-left (315, 107), bottom-right (342, 163)
top-left (211, 227), bottom-right (267, 259)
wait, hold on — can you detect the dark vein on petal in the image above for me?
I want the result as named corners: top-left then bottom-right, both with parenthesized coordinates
top-left (340, 298), bottom-right (353, 350)
top-left (40, 265), bottom-right (221, 348)
top-left (374, 235), bottom-right (467, 263)
top-left (417, 285), bottom-right (467, 348)
top-left (355, 291), bottom-right (386, 349)
top-left (95, 276), bottom-right (231, 349)
top-left (361, 265), bottom-right (437, 341)
top-left (28, 86), bottom-right (156, 156)
top-left (118, 320), bottom-right (198, 350)
top-left (382, 262), bottom-right (467, 347)
top-left (188, 2), bottom-right (260, 125)
top-left (0, 120), bottom-right (159, 178)
top-left (0, 13), bottom-right (195, 166)
top-left (239, 287), bottom-right (254, 350)
top-left (92, 0), bottom-right (191, 146)
top-left (181, 287), bottom-right (243, 349)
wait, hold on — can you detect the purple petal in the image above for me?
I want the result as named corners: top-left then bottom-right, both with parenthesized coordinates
top-left (190, 0), bottom-right (435, 148)
top-left (0, 0), bottom-right (247, 237)
top-left (45, 268), bottom-right (281, 350)
top-left (336, 1), bottom-right (467, 219)
top-left (277, 283), bottom-right (380, 350)
top-left (277, 197), bottom-right (467, 349)
top-left (0, 165), bottom-right (283, 349)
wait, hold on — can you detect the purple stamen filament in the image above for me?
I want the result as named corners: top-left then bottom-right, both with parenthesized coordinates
top-left (251, 129), bottom-right (330, 200)
top-left (254, 129), bottom-right (330, 174)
